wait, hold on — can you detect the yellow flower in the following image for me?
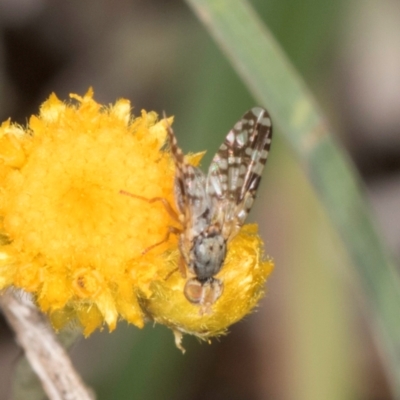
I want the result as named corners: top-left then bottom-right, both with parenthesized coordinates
top-left (0, 89), bottom-right (274, 344)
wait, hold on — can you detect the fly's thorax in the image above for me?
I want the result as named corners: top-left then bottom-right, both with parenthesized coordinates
top-left (188, 228), bottom-right (227, 281)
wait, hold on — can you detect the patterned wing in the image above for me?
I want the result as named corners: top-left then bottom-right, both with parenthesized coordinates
top-left (166, 121), bottom-right (210, 224)
top-left (206, 107), bottom-right (272, 239)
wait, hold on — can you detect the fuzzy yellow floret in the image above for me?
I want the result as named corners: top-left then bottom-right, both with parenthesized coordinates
top-left (0, 90), bottom-right (274, 341)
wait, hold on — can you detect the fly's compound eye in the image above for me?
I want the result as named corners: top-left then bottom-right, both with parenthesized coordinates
top-left (184, 278), bottom-right (224, 306)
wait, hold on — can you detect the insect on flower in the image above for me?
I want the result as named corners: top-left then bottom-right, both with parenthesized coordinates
top-left (122, 107), bottom-right (272, 314)
top-left (167, 107), bottom-right (272, 312)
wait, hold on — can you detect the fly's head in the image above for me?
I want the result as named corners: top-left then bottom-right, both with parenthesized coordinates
top-left (184, 277), bottom-right (224, 314)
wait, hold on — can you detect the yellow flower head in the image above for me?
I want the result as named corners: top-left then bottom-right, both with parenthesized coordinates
top-left (0, 89), bottom-right (273, 344)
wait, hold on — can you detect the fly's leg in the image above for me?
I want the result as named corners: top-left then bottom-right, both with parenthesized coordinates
top-left (121, 190), bottom-right (187, 280)
top-left (178, 256), bottom-right (187, 277)
top-left (120, 190), bottom-right (182, 254)
top-left (165, 256), bottom-right (187, 281)
top-left (120, 190), bottom-right (180, 223)
top-left (142, 226), bottom-right (182, 255)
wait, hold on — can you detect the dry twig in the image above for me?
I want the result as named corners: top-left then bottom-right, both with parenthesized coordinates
top-left (0, 289), bottom-right (95, 400)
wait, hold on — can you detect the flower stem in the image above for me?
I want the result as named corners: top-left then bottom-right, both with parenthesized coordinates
top-left (0, 289), bottom-right (94, 400)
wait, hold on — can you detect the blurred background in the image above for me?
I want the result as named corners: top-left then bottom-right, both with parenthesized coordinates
top-left (0, 0), bottom-right (399, 399)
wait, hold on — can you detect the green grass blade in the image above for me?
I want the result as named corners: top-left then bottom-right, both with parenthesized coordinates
top-left (185, 0), bottom-right (400, 396)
